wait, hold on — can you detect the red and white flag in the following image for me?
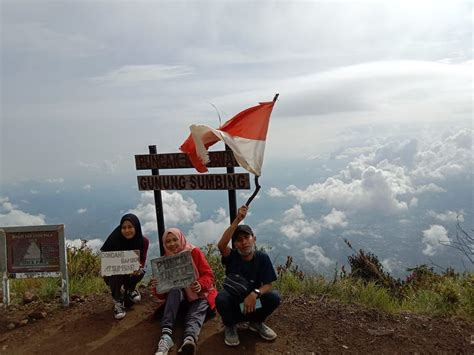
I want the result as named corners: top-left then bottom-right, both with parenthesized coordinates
top-left (179, 99), bottom-right (277, 176)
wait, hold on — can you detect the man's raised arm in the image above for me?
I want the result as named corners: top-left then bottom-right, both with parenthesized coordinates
top-left (217, 205), bottom-right (248, 257)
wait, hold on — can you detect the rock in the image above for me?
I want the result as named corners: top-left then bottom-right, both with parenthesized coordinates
top-left (6, 323), bottom-right (15, 330)
top-left (29, 310), bottom-right (47, 320)
top-left (23, 292), bottom-right (38, 304)
top-left (19, 319), bottom-right (29, 326)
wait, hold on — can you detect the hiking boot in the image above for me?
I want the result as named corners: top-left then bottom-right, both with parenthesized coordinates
top-left (128, 289), bottom-right (141, 303)
top-left (249, 321), bottom-right (277, 340)
top-left (178, 336), bottom-right (196, 354)
top-left (224, 325), bottom-right (239, 346)
top-left (155, 334), bottom-right (174, 355)
top-left (113, 301), bottom-right (126, 320)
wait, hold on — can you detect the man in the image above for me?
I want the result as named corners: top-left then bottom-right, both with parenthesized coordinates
top-left (216, 205), bottom-right (281, 347)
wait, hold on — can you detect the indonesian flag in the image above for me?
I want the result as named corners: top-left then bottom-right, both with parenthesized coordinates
top-left (179, 99), bottom-right (276, 176)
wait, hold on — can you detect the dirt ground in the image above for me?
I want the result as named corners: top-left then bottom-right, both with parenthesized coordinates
top-left (1, 287), bottom-right (473, 354)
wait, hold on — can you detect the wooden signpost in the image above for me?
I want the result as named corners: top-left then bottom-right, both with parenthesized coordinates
top-left (135, 146), bottom-right (248, 255)
top-left (0, 225), bottom-right (69, 307)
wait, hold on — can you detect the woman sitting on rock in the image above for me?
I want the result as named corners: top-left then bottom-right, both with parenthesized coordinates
top-left (151, 228), bottom-right (217, 355)
top-left (101, 213), bottom-right (149, 320)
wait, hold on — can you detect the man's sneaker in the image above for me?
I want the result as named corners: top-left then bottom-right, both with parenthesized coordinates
top-left (224, 325), bottom-right (239, 346)
top-left (249, 321), bottom-right (277, 341)
top-left (155, 334), bottom-right (174, 355)
top-left (113, 301), bottom-right (126, 320)
top-left (128, 289), bottom-right (141, 303)
top-left (178, 336), bottom-right (196, 354)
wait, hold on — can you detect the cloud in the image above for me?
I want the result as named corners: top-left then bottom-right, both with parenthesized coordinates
top-left (412, 129), bottom-right (473, 180)
top-left (428, 210), bottom-right (464, 223)
top-left (78, 155), bottom-right (124, 174)
top-left (66, 238), bottom-right (103, 253)
top-left (83, 184), bottom-right (92, 191)
top-left (77, 208), bottom-right (87, 214)
top-left (321, 208), bottom-right (348, 230)
top-left (0, 197), bottom-right (46, 226)
top-left (382, 258), bottom-right (403, 274)
top-left (187, 208), bottom-right (228, 246)
top-left (267, 187), bottom-right (285, 198)
top-left (4, 22), bottom-right (104, 57)
top-left (128, 191), bottom-right (200, 234)
top-left (303, 244), bottom-right (333, 268)
top-left (91, 64), bottom-right (193, 86)
top-left (287, 165), bottom-right (410, 215)
top-left (421, 224), bottom-right (450, 256)
top-left (280, 205), bottom-right (321, 239)
top-left (46, 177), bottom-right (64, 183)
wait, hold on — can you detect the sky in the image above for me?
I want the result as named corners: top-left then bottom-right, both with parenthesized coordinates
top-left (1, 1), bottom-right (472, 277)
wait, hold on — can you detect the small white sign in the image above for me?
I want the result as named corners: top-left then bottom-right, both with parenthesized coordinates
top-left (101, 250), bottom-right (140, 276)
top-left (150, 251), bottom-right (196, 294)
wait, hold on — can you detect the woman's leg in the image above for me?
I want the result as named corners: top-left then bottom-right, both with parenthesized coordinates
top-left (123, 273), bottom-right (144, 292)
top-left (183, 298), bottom-right (209, 342)
top-left (103, 275), bottom-right (124, 301)
top-left (160, 288), bottom-right (185, 335)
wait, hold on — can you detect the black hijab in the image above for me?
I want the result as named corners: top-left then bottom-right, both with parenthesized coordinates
top-left (101, 213), bottom-right (144, 253)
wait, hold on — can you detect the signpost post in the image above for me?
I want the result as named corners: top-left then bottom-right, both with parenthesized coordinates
top-left (135, 148), bottom-right (248, 255)
top-left (0, 225), bottom-right (69, 307)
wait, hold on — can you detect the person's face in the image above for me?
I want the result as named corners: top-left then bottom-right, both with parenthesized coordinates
top-left (234, 233), bottom-right (256, 256)
top-left (121, 220), bottom-right (136, 240)
top-left (165, 233), bottom-right (180, 254)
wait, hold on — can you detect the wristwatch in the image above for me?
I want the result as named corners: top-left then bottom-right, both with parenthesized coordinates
top-left (252, 288), bottom-right (261, 298)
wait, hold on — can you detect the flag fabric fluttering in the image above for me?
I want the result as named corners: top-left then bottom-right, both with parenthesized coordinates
top-left (179, 97), bottom-right (277, 176)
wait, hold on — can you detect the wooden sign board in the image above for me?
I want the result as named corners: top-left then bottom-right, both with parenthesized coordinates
top-left (150, 251), bottom-right (196, 294)
top-left (138, 173), bottom-right (250, 191)
top-left (0, 225), bottom-right (69, 307)
top-left (100, 250), bottom-right (140, 276)
top-left (135, 151), bottom-right (239, 170)
top-left (4, 226), bottom-right (62, 276)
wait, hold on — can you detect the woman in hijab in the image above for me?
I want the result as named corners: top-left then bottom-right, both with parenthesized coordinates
top-left (101, 213), bottom-right (149, 320)
top-left (152, 228), bottom-right (217, 355)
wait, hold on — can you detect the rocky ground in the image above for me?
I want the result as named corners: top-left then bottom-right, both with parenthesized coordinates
top-left (1, 287), bottom-right (473, 354)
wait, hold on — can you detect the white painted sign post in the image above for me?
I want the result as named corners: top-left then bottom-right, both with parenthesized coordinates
top-left (150, 251), bottom-right (196, 294)
top-left (100, 250), bottom-right (140, 276)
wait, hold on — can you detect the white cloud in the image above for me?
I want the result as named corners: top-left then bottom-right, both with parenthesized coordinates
top-left (267, 187), bottom-right (285, 198)
top-left (187, 208), bottom-right (228, 246)
top-left (66, 238), bottom-right (103, 253)
top-left (4, 22), bottom-right (104, 57)
top-left (280, 205), bottom-right (321, 239)
top-left (382, 258), bottom-right (402, 274)
top-left (128, 191), bottom-right (200, 234)
top-left (77, 208), bottom-right (87, 214)
top-left (0, 197), bottom-right (46, 226)
top-left (30, 190), bottom-right (39, 195)
top-left (412, 129), bottom-right (473, 180)
top-left (83, 184), bottom-right (92, 191)
top-left (321, 208), bottom-right (348, 230)
top-left (46, 177), bottom-right (64, 183)
top-left (282, 205), bottom-right (306, 222)
top-left (303, 244), bottom-right (333, 268)
top-left (91, 64), bottom-right (193, 86)
top-left (422, 224), bottom-right (450, 256)
top-left (287, 165), bottom-right (410, 215)
top-left (428, 210), bottom-right (464, 223)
